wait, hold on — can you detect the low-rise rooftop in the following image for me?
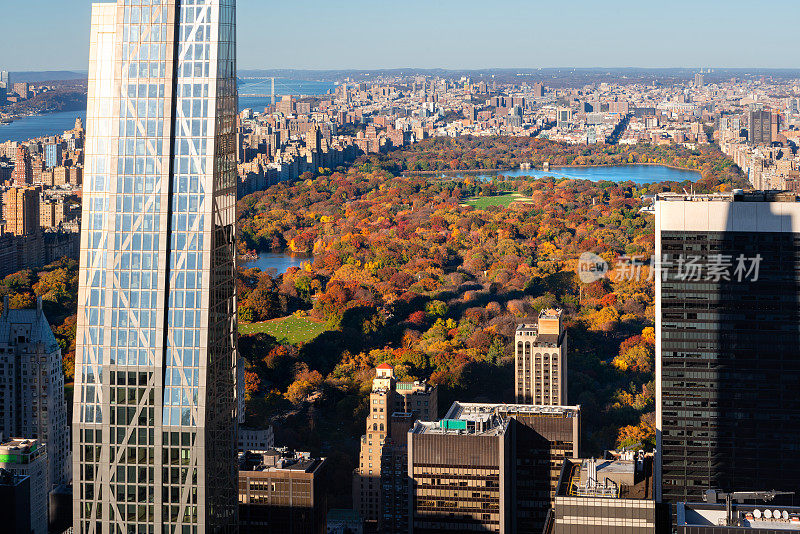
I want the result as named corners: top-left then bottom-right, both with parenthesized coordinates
top-left (444, 401), bottom-right (581, 421)
top-left (679, 502), bottom-right (800, 531)
top-left (0, 438), bottom-right (45, 464)
top-left (655, 190), bottom-right (799, 203)
top-left (410, 417), bottom-right (508, 437)
top-left (556, 452), bottom-right (655, 501)
top-left (396, 379), bottom-right (435, 393)
top-left (412, 402), bottom-right (581, 437)
top-left (238, 447), bottom-right (324, 474)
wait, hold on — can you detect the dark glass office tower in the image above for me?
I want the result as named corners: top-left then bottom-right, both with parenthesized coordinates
top-left (73, 1), bottom-right (238, 533)
top-left (656, 191), bottom-right (800, 507)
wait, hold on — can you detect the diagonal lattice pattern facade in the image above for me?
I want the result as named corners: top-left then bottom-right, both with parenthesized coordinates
top-left (73, 1), bottom-right (238, 533)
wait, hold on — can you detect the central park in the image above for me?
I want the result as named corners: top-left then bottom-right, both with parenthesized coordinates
top-left (0, 135), bottom-right (746, 507)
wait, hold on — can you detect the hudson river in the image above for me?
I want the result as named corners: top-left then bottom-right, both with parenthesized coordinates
top-left (0, 78), bottom-right (337, 143)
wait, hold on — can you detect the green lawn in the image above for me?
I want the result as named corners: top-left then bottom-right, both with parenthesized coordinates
top-left (463, 192), bottom-right (531, 208)
top-left (239, 315), bottom-right (329, 344)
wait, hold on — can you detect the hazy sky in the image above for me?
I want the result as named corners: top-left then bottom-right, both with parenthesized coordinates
top-left (2, 0), bottom-right (797, 71)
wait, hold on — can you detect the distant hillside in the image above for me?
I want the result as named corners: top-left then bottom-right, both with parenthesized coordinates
top-left (10, 71), bottom-right (88, 83)
top-left (236, 67), bottom-right (800, 86)
top-left (1, 88), bottom-right (87, 115)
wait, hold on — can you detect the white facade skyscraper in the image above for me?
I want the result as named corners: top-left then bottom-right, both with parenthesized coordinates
top-left (73, 1), bottom-right (239, 533)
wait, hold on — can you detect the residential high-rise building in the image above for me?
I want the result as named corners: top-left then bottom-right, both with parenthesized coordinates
top-left (655, 191), bottom-right (800, 507)
top-left (72, 1), bottom-right (239, 533)
top-left (694, 73), bottom-right (705, 87)
top-left (608, 101), bottom-right (630, 115)
top-left (238, 448), bottom-right (328, 534)
top-left (0, 438), bottom-right (48, 534)
top-left (2, 185), bottom-right (40, 236)
top-left (353, 364), bottom-right (437, 532)
top-left (748, 109), bottom-right (772, 146)
top-left (40, 197), bottom-right (67, 230)
top-left (277, 96), bottom-right (294, 116)
top-left (515, 309), bottom-right (568, 405)
top-left (12, 83), bottom-right (29, 99)
top-left (306, 126), bottom-right (321, 152)
top-left (44, 143), bottom-right (62, 170)
top-left (0, 70), bottom-right (7, 104)
top-left (11, 146), bottom-right (32, 184)
top-left (408, 402), bottom-right (581, 534)
top-left (790, 97), bottom-right (800, 116)
top-left (770, 110), bottom-right (782, 142)
top-left (557, 107), bottom-right (573, 129)
top-left (354, 364), bottom-right (395, 529)
top-left (0, 297), bottom-right (71, 490)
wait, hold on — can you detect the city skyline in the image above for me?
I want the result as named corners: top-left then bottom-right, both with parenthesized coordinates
top-left (2, 0), bottom-right (800, 531)
top-left (2, 0), bottom-right (800, 72)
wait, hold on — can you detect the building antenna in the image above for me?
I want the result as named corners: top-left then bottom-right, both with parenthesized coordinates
top-left (271, 77), bottom-right (275, 107)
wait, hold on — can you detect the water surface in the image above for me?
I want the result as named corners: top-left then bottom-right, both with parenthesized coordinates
top-left (469, 165), bottom-right (702, 184)
top-left (241, 252), bottom-right (310, 275)
top-left (0, 79), bottom-right (336, 143)
top-left (0, 110), bottom-right (85, 143)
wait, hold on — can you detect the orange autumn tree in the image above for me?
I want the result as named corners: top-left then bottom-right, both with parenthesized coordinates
top-left (244, 371), bottom-right (261, 398)
top-left (612, 327), bottom-right (655, 373)
top-left (617, 413), bottom-right (655, 450)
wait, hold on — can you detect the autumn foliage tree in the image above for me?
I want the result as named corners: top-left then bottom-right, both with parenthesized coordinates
top-left (617, 413), bottom-right (656, 450)
top-left (612, 328), bottom-right (655, 373)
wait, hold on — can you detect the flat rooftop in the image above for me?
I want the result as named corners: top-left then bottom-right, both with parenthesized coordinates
top-left (396, 380), bottom-right (435, 393)
top-left (580, 459), bottom-right (635, 486)
top-left (516, 321), bottom-right (538, 332)
top-left (516, 309), bottom-right (564, 331)
top-left (411, 417), bottom-right (507, 437)
top-left (444, 401), bottom-right (580, 420)
top-left (412, 401), bottom-right (580, 437)
top-left (238, 448), bottom-right (324, 474)
top-left (556, 455), bottom-right (654, 501)
top-left (679, 503), bottom-right (800, 531)
top-left (656, 191), bottom-right (799, 203)
top-left (0, 439), bottom-right (45, 464)
top-left (0, 438), bottom-right (42, 452)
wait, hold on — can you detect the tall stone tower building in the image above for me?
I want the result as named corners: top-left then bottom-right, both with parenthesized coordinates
top-left (353, 364), bottom-right (437, 532)
top-left (515, 309), bottom-right (568, 405)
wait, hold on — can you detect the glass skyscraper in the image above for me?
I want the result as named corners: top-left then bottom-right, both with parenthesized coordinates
top-left (73, 1), bottom-right (238, 533)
